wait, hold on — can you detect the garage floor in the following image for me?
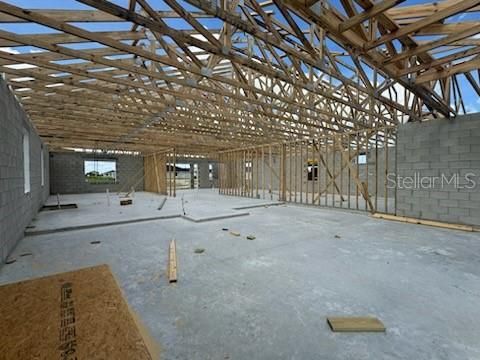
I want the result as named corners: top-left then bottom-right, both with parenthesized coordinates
top-left (1, 190), bottom-right (479, 360)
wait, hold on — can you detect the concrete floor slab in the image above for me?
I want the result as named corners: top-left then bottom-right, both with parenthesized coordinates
top-left (2, 190), bottom-right (480, 359)
top-left (27, 189), bottom-right (275, 234)
top-left (182, 212), bottom-right (250, 223)
top-left (27, 191), bottom-right (181, 234)
top-left (230, 190), bottom-right (395, 213)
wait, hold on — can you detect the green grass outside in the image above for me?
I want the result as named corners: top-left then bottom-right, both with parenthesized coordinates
top-left (85, 175), bottom-right (116, 184)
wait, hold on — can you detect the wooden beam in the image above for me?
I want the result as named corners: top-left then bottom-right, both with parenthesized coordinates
top-left (465, 71), bottom-right (480, 96)
top-left (365, 0), bottom-right (480, 50)
top-left (372, 213), bottom-right (479, 232)
top-left (0, 10), bottom-right (218, 23)
top-left (387, 1), bottom-right (480, 21)
top-left (339, 0), bottom-right (405, 33)
top-left (385, 26), bottom-right (480, 65)
top-left (168, 239), bottom-right (178, 283)
top-left (397, 46), bottom-right (480, 77)
top-left (415, 58), bottom-right (480, 84)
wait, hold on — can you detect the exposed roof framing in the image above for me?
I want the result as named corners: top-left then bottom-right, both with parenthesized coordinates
top-left (0, 0), bottom-right (478, 154)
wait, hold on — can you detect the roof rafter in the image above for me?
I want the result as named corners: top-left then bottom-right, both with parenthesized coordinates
top-left (0, 0), bottom-right (475, 154)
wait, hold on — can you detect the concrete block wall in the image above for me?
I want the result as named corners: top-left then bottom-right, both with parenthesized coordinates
top-left (197, 160), bottom-right (211, 189)
top-left (396, 114), bottom-right (480, 226)
top-left (50, 152), bottom-right (144, 194)
top-left (0, 79), bottom-right (49, 263)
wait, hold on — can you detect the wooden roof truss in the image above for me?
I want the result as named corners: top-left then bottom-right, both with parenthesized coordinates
top-left (0, 0), bottom-right (478, 154)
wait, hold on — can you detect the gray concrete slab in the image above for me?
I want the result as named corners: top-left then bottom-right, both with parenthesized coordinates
top-left (26, 190), bottom-right (282, 234)
top-left (1, 190), bottom-right (480, 360)
top-left (26, 191), bottom-right (181, 234)
top-left (25, 213), bottom-right (182, 236)
top-left (182, 212), bottom-right (250, 223)
top-left (228, 190), bottom-right (395, 214)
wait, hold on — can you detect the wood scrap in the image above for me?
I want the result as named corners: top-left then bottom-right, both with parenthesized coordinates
top-left (327, 317), bottom-right (386, 332)
top-left (120, 198), bottom-right (133, 206)
top-left (168, 239), bottom-right (177, 283)
top-left (157, 197), bottom-right (167, 210)
top-left (372, 212), bottom-right (478, 232)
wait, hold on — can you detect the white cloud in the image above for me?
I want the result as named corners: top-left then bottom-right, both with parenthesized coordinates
top-left (465, 102), bottom-right (480, 114)
top-left (4, 63), bottom-right (37, 70)
top-left (10, 77), bottom-right (34, 82)
top-left (0, 47), bottom-right (20, 54)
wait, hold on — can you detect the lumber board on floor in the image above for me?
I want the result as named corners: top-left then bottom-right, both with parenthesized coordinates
top-left (327, 317), bottom-right (386, 332)
top-left (168, 239), bottom-right (177, 283)
top-left (157, 196), bottom-right (167, 210)
top-left (372, 213), bottom-right (479, 232)
top-left (0, 265), bottom-right (154, 359)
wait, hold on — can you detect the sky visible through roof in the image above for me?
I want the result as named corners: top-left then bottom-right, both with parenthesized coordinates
top-left (1, 0), bottom-right (479, 114)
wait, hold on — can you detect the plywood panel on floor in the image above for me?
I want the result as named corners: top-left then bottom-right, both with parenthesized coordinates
top-left (0, 264), bottom-right (154, 359)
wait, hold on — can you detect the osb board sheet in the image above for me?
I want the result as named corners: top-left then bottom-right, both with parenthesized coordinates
top-left (144, 154), bottom-right (167, 194)
top-left (327, 317), bottom-right (386, 332)
top-left (0, 264), bottom-right (154, 360)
